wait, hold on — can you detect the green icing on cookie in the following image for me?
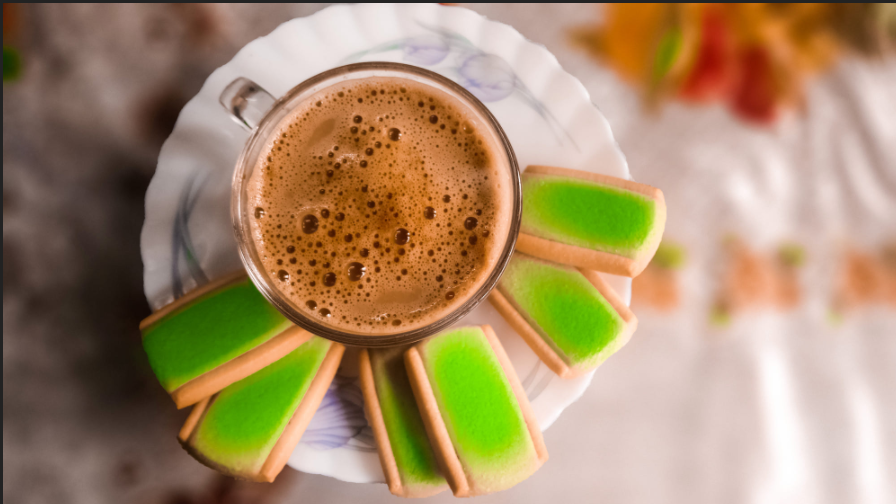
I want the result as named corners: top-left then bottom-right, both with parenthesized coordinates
top-left (500, 255), bottom-right (624, 367)
top-left (418, 327), bottom-right (534, 488)
top-left (521, 174), bottom-right (656, 257)
top-left (190, 337), bottom-right (331, 475)
top-left (371, 348), bottom-right (445, 489)
top-left (142, 279), bottom-right (293, 391)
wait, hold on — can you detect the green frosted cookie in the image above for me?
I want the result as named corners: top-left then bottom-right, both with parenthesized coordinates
top-left (517, 165), bottom-right (666, 277)
top-left (360, 348), bottom-right (447, 497)
top-left (141, 275), bottom-right (301, 408)
top-left (405, 326), bottom-right (547, 497)
top-left (493, 253), bottom-right (637, 378)
top-left (179, 336), bottom-right (343, 482)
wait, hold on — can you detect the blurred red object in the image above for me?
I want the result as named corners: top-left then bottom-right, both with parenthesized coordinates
top-left (729, 45), bottom-right (778, 124)
top-left (679, 8), bottom-right (735, 103)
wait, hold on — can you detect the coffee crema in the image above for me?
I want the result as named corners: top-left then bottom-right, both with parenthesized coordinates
top-left (247, 77), bottom-right (512, 334)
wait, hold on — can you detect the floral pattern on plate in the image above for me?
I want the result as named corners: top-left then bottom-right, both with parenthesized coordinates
top-left (344, 23), bottom-right (577, 149)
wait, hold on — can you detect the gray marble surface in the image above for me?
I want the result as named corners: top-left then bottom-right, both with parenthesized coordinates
top-left (4, 4), bottom-right (896, 504)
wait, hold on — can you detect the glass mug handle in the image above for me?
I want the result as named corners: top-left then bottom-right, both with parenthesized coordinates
top-left (219, 77), bottom-right (275, 130)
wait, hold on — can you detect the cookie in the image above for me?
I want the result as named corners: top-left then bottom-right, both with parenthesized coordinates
top-left (359, 348), bottom-right (448, 498)
top-left (490, 253), bottom-right (637, 378)
top-left (404, 326), bottom-right (548, 497)
top-left (140, 272), bottom-right (310, 409)
top-left (178, 336), bottom-right (344, 482)
top-left (517, 165), bottom-right (666, 277)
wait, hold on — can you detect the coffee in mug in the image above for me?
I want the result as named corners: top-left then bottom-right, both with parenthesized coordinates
top-left (246, 76), bottom-right (514, 335)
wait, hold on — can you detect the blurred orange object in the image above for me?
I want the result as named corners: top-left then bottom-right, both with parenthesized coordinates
top-left (712, 239), bottom-right (803, 324)
top-left (834, 246), bottom-right (896, 312)
top-left (574, 4), bottom-right (891, 126)
top-left (632, 241), bottom-right (687, 312)
top-left (594, 3), bottom-right (669, 84)
top-left (632, 266), bottom-right (680, 312)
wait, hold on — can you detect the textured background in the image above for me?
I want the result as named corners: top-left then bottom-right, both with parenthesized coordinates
top-left (4, 4), bottom-right (895, 504)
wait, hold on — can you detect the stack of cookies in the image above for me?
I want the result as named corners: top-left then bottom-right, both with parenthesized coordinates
top-left (139, 165), bottom-right (665, 497)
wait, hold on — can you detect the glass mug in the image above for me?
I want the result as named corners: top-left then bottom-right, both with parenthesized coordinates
top-left (223, 63), bottom-right (520, 347)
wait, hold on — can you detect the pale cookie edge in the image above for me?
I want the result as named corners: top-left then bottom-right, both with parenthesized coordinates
top-left (481, 325), bottom-right (548, 466)
top-left (488, 291), bottom-right (573, 379)
top-left (359, 349), bottom-right (404, 497)
top-left (258, 341), bottom-right (345, 483)
top-left (638, 188), bottom-right (667, 277)
top-left (525, 165), bottom-right (662, 200)
top-left (579, 270), bottom-right (637, 325)
top-left (573, 269), bottom-right (640, 375)
top-left (179, 396), bottom-right (263, 481)
top-left (516, 233), bottom-right (639, 277)
top-left (178, 396), bottom-right (210, 443)
top-left (171, 326), bottom-right (312, 409)
top-left (404, 346), bottom-right (470, 497)
top-left (361, 349), bottom-right (448, 499)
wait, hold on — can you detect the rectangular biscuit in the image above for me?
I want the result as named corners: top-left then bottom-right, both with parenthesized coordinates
top-left (490, 253), bottom-right (637, 379)
top-left (359, 348), bottom-right (448, 498)
top-left (404, 325), bottom-right (547, 497)
top-left (178, 336), bottom-right (344, 482)
top-left (140, 272), bottom-right (310, 409)
top-left (517, 165), bottom-right (666, 277)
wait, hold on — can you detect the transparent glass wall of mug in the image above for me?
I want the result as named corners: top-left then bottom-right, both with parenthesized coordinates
top-left (225, 63), bottom-right (521, 347)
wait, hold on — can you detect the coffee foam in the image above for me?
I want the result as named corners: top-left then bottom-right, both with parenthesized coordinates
top-left (248, 77), bottom-right (512, 334)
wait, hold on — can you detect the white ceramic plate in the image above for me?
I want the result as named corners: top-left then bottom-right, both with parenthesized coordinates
top-left (141, 3), bottom-right (632, 484)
